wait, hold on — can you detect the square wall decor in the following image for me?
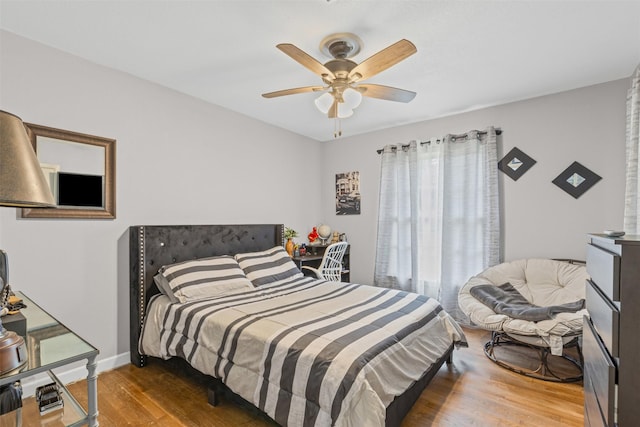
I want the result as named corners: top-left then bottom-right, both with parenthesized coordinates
top-left (552, 161), bottom-right (602, 199)
top-left (498, 147), bottom-right (536, 181)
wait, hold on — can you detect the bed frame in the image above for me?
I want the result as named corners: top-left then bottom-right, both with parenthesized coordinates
top-left (129, 224), bottom-right (453, 426)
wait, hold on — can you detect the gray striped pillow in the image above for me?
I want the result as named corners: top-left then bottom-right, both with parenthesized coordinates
top-left (235, 246), bottom-right (302, 287)
top-left (156, 255), bottom-right (253, 303)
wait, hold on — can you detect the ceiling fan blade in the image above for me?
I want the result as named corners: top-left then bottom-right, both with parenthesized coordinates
top-left (328, 99), bottom-right (338, 119)
top-left (348, 39), bottom-right (417, 82)
top-left (262, 86), bottom-right (326, 98)
top-left (277, 43), bottom-right (336, 80)
top-left (357, 84), bottom-right (416, 103)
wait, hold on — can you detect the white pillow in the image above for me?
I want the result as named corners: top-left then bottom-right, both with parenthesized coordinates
top-left (235, 246), bottom-right (302, 287)
top-left (155, 255), bottom-right (253, 303)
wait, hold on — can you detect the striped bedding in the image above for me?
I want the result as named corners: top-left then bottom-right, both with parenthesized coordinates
top-left (140, 276), bottom-right (466, 427)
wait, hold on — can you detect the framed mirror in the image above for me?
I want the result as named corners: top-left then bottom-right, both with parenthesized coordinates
top-left (20, 124), bottom-right (116, 219)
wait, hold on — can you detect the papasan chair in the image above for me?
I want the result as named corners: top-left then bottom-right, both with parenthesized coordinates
top-left (458, 258), bottom-right (589, 382)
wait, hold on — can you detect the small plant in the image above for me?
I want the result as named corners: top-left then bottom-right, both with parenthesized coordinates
top-left (284, 227), bottom-right (298, 239)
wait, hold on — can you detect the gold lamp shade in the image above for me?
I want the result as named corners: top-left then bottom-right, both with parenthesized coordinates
top-left (0, 110), bottom-right (55, 207)
top-left (0, 110), bottom-right (55, 375)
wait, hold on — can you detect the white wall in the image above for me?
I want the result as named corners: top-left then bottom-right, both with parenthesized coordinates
top-left (0, 31), bottom-right (322, 370)
top-left (0, 30), bottom-right (632, 382)
top-left (320, 78), bottom-right (629, 285)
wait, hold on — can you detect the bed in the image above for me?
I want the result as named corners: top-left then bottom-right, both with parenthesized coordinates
top-left (129, 224), bottom-right (466, 427)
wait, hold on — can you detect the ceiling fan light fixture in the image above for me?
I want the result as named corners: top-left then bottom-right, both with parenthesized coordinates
top-left (314, 92), bottom-right (334, 114)
top-left (342, 88), bottom-right (362, 110)
top-left (314, 88), bottom-right (361, 118)
top-left (338, 107), bottom-right (354, 119)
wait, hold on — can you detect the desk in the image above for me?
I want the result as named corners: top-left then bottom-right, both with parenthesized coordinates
top-left (0, 292), bottom-right (99, 426)
top-left (292, 244), bottom-right (350, 282)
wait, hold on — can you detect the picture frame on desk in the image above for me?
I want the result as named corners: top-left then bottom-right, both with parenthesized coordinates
top-left (3, 312), bottom-right (26, 339)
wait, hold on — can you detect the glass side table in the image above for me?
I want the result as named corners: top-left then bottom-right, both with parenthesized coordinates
top-left (0, 292), bottom-right (99, 426)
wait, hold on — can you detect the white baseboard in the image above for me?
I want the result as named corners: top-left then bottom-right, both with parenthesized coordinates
top-left (20, 352), bottom-right (131, 397)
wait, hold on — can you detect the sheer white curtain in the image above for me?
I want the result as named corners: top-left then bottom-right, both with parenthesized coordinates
top-left (623, 66), bottom-right (640, 233)
top-left (374, 127), bottom-right (501, 321)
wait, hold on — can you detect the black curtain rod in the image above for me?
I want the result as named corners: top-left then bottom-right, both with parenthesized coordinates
top-left (376, 128), bottom-right (502, 154)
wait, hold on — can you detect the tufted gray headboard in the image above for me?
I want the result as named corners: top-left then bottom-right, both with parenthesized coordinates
top-left (129, 224), bottom-right (284, 367)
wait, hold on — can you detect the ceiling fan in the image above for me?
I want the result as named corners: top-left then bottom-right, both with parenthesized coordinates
top-left (262, 33), bottom-right (417, 120)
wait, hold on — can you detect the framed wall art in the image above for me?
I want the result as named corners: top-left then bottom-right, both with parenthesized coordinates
top-left (552, 161), bottom-right (602, 199)
top-left (498, 147), bottom-right (536, 181)
top-left (336, 171), bottom-right (360, 215)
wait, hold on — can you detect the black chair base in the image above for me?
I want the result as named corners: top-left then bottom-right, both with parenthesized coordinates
top-left (483, 331), bottom-right (583, 383)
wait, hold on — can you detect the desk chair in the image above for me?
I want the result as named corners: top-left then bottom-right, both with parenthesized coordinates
top-left (302, 242), bottom-right (349, 282)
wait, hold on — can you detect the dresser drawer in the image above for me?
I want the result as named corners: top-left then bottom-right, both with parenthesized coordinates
top-left (586, 244), bottom-right (620, 301)
top-left (585, 373), bottom-right (608, 427)
top-left (583, 316), bottom-right (616, 427)
top-left (586, 279), bottom-right (619, 357)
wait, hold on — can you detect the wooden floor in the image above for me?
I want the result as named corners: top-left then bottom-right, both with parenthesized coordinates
top-left (26, 327), bottom-right (583, 426)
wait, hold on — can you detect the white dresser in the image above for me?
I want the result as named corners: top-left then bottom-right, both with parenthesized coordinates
top-left (584, 234), bottom-right (640, 426)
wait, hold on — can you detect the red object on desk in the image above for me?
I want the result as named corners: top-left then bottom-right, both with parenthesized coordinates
top-left (308, 227), bottom-right (319, 243)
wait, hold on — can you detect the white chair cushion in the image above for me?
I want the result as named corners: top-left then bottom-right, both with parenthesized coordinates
top-left (458, 259), bottom-right (589, 354)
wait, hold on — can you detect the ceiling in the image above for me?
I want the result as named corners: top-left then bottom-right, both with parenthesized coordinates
top-left (1, 1), bottom-right (639, 142)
